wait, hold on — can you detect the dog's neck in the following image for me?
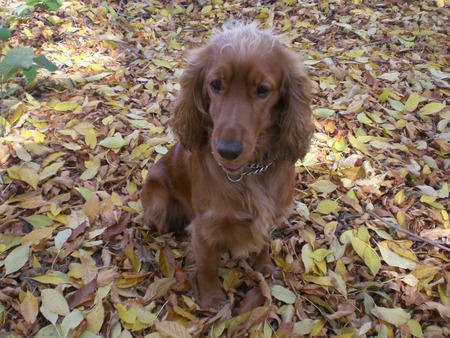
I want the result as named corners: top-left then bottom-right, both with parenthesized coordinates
top-left (220, 152), bottom-right (284, 183)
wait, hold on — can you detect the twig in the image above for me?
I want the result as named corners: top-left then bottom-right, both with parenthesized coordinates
top-left (369, 211), bottom-right (450, 253)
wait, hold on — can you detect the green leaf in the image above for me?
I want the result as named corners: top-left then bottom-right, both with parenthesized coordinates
top-left (34, 54), bottom-right (58, 71)
top-left (408, 319), bottom-right (424, 338)
top-left (27, 0), bottom-right (63, 11)
top-left (21, 215), bottom-right (54, 228)
top-left (23, 65), bottom-right (37, 86)
top-left (201, 5), bottom-right (213, 14)
top-left (378, 87), bottom-right (390, 102)
top-left (3, 243), bottom-right (31, 276)
top-left (1, 47), bottom-right (35, 80)
top-left (271, 285), bottom-right (296, 304)
top-left (0, 28), bottom-right (11, 41)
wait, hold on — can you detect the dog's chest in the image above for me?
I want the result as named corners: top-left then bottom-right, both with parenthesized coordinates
top-left (199, 176), bottom-right (286, 256)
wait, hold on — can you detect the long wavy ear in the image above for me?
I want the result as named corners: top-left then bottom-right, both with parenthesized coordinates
top-left (278, 49), bottom-right (314, 162)
top-left (172, 46), bottom-right (211, 150)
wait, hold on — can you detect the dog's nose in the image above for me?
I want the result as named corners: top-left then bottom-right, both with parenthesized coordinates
top-left (217, 140), bottom-right (243, 160)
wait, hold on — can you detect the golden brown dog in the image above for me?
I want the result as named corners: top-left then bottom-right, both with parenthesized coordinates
top-left (140, 22), bottom-right (313, 309)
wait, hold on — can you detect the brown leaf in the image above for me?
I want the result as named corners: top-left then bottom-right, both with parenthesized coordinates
top-left (238, 287), bottom-right (265, 314)
top-left (67, 280), bottom-right (97, 309)
top-left (103, 213), bottom-right (131, 241)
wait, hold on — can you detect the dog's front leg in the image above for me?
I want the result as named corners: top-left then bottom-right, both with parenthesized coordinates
top-left (190, 220), bottom-right (226, 309)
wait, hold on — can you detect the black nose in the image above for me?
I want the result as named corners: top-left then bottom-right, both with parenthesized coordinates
top-left (217, 140), bottom-right (243, 160)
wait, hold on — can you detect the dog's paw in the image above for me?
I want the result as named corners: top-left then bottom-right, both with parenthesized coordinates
top-left (254, 262), bottom-right (274, 275)
top-left (199, 286), bottom-right (226, 310)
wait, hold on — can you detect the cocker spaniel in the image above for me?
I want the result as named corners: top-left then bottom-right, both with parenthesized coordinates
top-left (140, 22), bottom-right (314, 309)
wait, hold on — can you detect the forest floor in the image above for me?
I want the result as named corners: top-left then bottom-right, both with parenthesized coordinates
top-left (0, 0), bottom-right (449, 337)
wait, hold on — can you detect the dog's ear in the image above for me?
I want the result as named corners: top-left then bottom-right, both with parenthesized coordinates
top-left (278, 50), bottom-right (314, 162)
top-left (172, 47), bottom-right (211, 151)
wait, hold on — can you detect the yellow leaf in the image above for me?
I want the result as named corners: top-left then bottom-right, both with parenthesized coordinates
top-left (30, 271), bottom-right (71, 285)
top-left (20, 291), bottom-right (39, 325)
top-left (411, 265), bottom-right (441, 279)
top-left (84, 302), bottom-right (104, 334)
top-left (115, 303), bottom-right (136, 324)
top-left (124, 244), bottom-right (141, 273)
top-left (22, 227), bottom-right (55, 245)
top-left (53, 101), bottom-right (81, 112)
top-left (315, 200), bottom-right (339, 214)
top-left (85, 128), bottom-right (97, 149)
top-left (223, 269), bottom-right (241, 291)
top-left (301, 244), bottom-right (314, 273)
top-left (395, 189), bottom-right (406, 205)
top-left (419, 102), bottom-right (445, 116)
top-left (302, 275), bottom-right (332, 287)
top-left (357, 226), bottom-right (370, 242)
top-left (351, 237), bottom-right (381, 275)
top-left (408, 319), bottom-right (424, 338)
top-left (310, 320), bottom-right (325, 337)
top-left (378, 87), bottom-right (390, 102)
top-left (201, 5), bottom-right (212, 14)
top-left (80, 161), bottom-right (100, 180)
top-left (40, 161), bottom-right (64, 180)
top-left (130, 143), bottom-right (149, 159)
top-left (98, 135), bottom-right (127, 149)
top-left (405, 92), bottom-right (420, 112)
top-left (152, 59), bottom-right (173, 69)
top-left (42, 151), bottom-right (66, 167)
top-left (18, 164), bottom-right (40, 189)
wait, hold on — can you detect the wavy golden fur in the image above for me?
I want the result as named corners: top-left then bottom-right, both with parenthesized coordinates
top-left (140, 22), bottom-right (314, 309)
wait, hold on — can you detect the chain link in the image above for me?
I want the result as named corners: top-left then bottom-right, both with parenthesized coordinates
top-left (225, 160), bottom-right (274, 183)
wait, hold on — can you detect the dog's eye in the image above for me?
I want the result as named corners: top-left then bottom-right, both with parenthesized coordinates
top-left (256, 85), bottom-right (269, 98)
top-left (210, 80), bottom-right (222, 93)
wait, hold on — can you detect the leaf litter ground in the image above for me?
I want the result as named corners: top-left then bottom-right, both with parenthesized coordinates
top-left (0, 0), bottom-right (449, 337)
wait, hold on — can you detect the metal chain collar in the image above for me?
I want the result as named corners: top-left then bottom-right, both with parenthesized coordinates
top-left (225, 160), bottom-right (275, 183)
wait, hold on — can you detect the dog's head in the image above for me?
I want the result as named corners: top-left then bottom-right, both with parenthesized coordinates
top-left (173, 22), bottom-right (314, 173)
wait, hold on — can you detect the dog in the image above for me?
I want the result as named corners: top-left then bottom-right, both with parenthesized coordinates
top-left (140, 22), bottom-right (313, 309)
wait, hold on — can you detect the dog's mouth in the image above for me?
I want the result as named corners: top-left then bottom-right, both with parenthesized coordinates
top-left (219, 162), bottom-right (244, 172)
